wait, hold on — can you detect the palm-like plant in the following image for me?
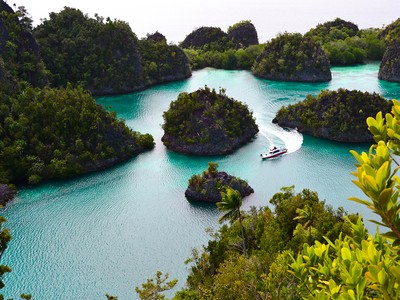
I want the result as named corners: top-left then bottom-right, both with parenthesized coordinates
top-left (216, 187), bottom-right (246, 257)
top-left (294, 204), bottom-right (313, 244)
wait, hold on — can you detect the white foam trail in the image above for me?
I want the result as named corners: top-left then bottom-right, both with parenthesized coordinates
top-left (258, 124), bottom-right (303, 153)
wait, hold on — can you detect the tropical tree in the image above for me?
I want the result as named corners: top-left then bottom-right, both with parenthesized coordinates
top-left (135, 271), bottom-right (177, 300)
top-left (293, 204), bottom-right (313, 244)
top-left (216, 187), bottom-right (246, 257)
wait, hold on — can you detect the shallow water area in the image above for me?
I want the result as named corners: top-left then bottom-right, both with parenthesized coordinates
top-left (2, 63), bottom-right (400, 299)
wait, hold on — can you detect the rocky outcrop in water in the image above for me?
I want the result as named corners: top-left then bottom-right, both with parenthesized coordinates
top-left (273, 89), bottom-right (392, 142)
top-left (252, 32), bottom-right (331, 82)
top-left (185, 163), bottom-right (253, 202)
top-left (227, 20), bottom-right (259, 47)
top-left (162, 86), bottom-right (258, 155)
top-left (0, 184), bottom-right (16, 206)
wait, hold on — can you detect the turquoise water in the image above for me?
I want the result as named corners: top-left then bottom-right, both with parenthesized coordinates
top-left (3, 63), bottom-right (400, 299)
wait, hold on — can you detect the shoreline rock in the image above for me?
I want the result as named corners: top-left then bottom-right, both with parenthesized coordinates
top-left (0, 184), bottom-right (16, 206)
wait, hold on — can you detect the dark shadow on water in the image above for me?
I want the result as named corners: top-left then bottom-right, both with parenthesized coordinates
top-left (11, 154), bottom-right (143, 198)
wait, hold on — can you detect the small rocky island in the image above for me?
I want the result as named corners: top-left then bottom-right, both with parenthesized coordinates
top-left (185, 162), bottom-right (254, 202)
top-left (252, 32), bottom-right (331, 82)
top-left (273, 89), bottom-right (392, 142)
top-left (161, 86), bottom-right (259, 155)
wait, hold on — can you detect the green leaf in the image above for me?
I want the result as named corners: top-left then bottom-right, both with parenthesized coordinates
top-left (341, 247), bottom-right (352, 261)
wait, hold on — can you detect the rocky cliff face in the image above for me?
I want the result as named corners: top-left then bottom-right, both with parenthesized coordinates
top-left (146, 31), bottom-right (167, 43)
top-left (228, 21), bottom-right (259, 47)
top-left (252, 33), bottom-right (331, 82)
top-left (379, 38), bottom-right (400, 83)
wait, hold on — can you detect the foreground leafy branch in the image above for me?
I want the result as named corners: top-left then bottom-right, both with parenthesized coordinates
top-left (290, 99), bottom-right (400, 299)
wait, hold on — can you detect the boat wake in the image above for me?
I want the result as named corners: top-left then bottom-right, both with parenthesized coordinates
top-left (259, 124), bottom-right (303, 153)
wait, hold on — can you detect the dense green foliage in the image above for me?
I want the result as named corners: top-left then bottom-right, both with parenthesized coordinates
top-left (34, 7), bottom-right (144, 95)
top-left (0, 3), bottom-right (154, 188)
top-left (273, 88), bottom-right (392, 142)
top-left (180, 27), bottom-right (235, 51)
top-left (305, 18), bottom-right (385, 65)
top-left (181, 21), bottom-right (261, 70)
top-left (33, 7), bottom-right (191, 95)
top-left (162, 86), bottom-right (258, 155)
top-left (186, 162), bottom-right (253, 202)
top-left (138, 37), bottom-right (190, 85)
top-left (252, 32), bottom-right (331, 82)
top-left (0, 85), bottom-right (154, 184)
top-left (0, 2), bottom-right (47, 89)
top-left (290, 100), bottom-right (400, 299)
top-left (178, 186), bottom-right (356, 299)
top-left (184, 44), bottom-right (264, 70)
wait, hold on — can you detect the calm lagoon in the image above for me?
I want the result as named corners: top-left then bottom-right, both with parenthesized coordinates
top-left (3, 63), bottom-right (400, 299)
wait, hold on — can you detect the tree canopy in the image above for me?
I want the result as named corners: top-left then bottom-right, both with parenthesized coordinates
top-left (252, 32), bottom-right (331, 82)
top-left (162, 86), bottom-right (258, 155)
top-left (273, 88), bottom-right (392, 142)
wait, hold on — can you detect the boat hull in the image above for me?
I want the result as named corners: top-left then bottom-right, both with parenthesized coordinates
top-left (261, 149), bottom-right (287, 159)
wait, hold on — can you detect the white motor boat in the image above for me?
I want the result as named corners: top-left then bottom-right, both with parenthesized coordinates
top-left (260, 146), bottom-right (288, 159)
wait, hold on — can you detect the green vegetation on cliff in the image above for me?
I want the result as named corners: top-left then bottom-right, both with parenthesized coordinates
top-left (252, 32), bottom-right (331, 82)
top-left (180, 26), bottom-right (235, 52)
top-left (0, 2), bottom-right (47, 89)
top-left (179, 186), bottom-right (357, 299)
top-left (138, 35), bottom-right (191, 85)
top-left (34, 7), bottom-right (191, 95)
top-left (378, 19), bottom-right (400, 82)
top-left (0, 85), bottom-right (154, 184)
top-left (161, 86), bottom-right (258, 155)
top-left (181, 21), bottom-right (262, 70)
top-left (305, 18), bottom-right (385, 65)
top-left (273, 88), bottom-right (392, 142)
top-left (184, 44), bottom-right (264, 70)
top-left (0, 2), bottom-right (154, 187)
top-left (34, 7), bottom-right (144, 95)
